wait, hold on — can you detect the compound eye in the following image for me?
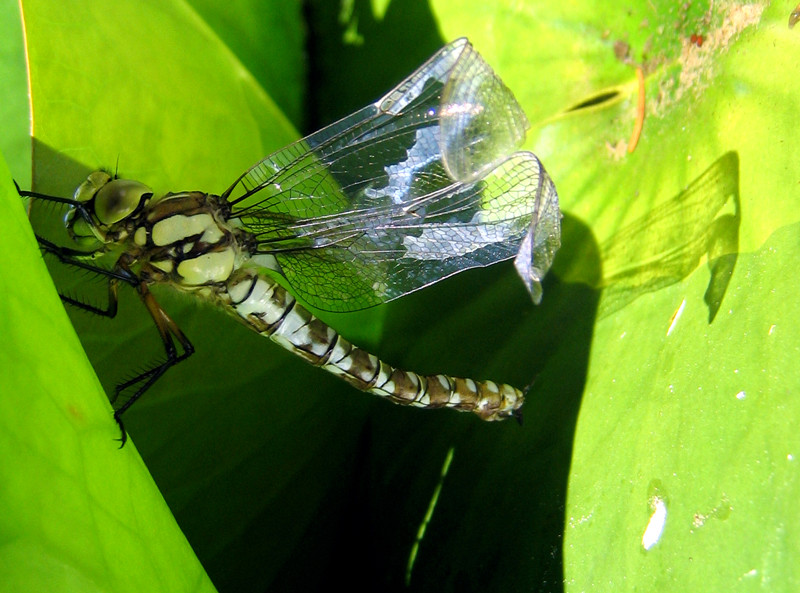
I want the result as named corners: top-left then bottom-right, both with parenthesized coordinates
top-left (73, 171), bottom-right (112, 202)
top-left (94, 179), bottom-right (153, 225)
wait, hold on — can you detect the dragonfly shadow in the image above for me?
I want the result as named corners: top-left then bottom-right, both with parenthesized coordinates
top-left (597, 151), bottom-right (741, 323)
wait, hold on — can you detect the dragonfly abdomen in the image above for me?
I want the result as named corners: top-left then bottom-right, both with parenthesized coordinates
top-left (226, 270), bottom-right (523, 421)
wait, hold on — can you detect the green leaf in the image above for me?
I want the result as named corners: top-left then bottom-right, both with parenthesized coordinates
top-left (185, 0), bottom-right (306, 129)
top-left (22, 0), bottom-right (296, 194)
top-left (0, 1), bottom-right (30, 187)
top-left (6, 0), bottom-right (800, 591)
top-left (567, 220), bottom-right (800, 590)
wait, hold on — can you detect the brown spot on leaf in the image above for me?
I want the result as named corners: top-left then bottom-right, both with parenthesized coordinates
top-left (653, 2), bottom-right (763, 118)
top-left (614, 40), bottom-right (632, 63)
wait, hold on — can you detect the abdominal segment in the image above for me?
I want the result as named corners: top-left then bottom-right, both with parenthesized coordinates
top-left (225, 269), bottom-right (523, 420)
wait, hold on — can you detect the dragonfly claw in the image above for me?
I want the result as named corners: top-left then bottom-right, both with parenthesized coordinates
top-left (114, 413), bottom-right (128, 448)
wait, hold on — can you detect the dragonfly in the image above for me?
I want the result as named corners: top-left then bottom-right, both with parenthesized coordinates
top-left (21, 38), bottom-right (561, 446)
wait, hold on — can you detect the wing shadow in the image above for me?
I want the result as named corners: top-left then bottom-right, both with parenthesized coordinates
top-left (599, 151), bottom-right (740, 323)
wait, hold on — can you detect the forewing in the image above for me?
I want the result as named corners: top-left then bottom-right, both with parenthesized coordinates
top-left (223, 39), bottom-right (559, 312)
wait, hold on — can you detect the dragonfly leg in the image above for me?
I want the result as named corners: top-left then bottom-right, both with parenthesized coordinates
top-left (17, 183), bottom-right (84, 208)
top-left (110, 262), bottom-right (194, 447)
top-left (18, 183), bottom-right (97, 237)
top-left (35, 235), bottom-right (135, 317)
top-left (35, 231), bottom-right (194, 446)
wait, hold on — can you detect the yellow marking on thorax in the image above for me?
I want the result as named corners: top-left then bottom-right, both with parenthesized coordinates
top-left (177, 248), bottom-right (236, 285)
top-left (150, 259), bottom-right (174, 274)
top-left (152, 213), bottom-right (217, 246)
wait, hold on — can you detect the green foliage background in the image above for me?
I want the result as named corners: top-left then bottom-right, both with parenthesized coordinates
top-left (1, 0), bottom-right (798, 591)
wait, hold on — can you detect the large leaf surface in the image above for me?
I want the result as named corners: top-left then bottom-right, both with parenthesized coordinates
top-left (3, 0), bottom-right (798, 592)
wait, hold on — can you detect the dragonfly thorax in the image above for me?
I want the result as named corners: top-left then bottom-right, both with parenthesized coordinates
top-left (128, 191), bottom-right (254, 291)
top-left (68, 171), bottom-right (257, 295)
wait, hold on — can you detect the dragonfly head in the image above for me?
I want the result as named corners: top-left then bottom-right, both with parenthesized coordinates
top-left (67, 171), bottom-right (153, 245)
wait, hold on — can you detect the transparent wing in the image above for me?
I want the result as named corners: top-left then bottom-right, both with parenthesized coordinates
top-left (222, 38), bottom-right (560, 312)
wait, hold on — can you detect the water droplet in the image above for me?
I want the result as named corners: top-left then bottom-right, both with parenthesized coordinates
top-left (642, 497), bottom-right (667, 550)
top-left (643, 479), bottom-right (669, 550)
top-left (667, 298), bottom-right (686, 336)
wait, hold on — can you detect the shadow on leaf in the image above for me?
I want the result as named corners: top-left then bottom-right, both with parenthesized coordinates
top-left (598, 151), bottom-right (740, 322)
